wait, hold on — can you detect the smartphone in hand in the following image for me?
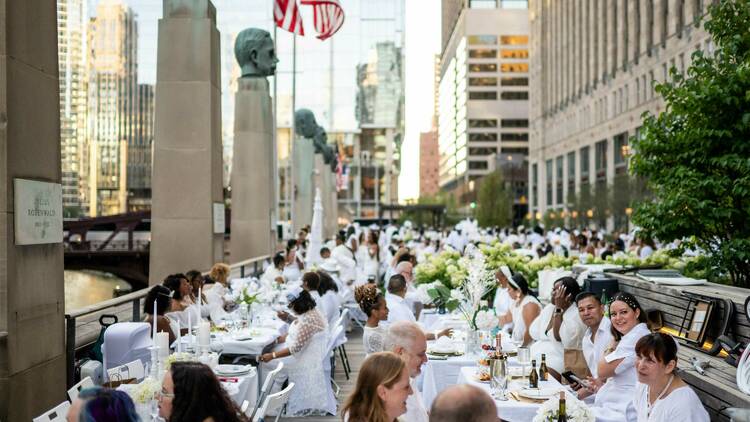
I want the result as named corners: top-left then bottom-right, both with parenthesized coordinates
top-left (562, 371), bottom-right (590, 389)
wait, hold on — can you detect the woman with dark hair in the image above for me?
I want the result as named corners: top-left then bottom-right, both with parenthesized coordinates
top-left (498, 274), bottom-right (541, 346)
top-left (355, 284), bottom-right (389, 355)
top-left (588, 292), bottom-right (651, 422)
top-left (144, 285), bottom-right (176, 343)
top-left (317, 271), bottom-right (341, 327)
top-left (163, 274), bottom-right (193, 312)
top-left (282, 242), bottom-right (305, 282)
top-left (262, 252), bottom-right (286, 285)
top-left (66, 387), bottom-right (139, 422)
top-left (529, 276), bottom-right (587, 375)
top-left (158, 361), bottom-right (247, 422)
top-left (633, 333), bottom-right (708, 421)
top-left (186, 270), bottom-right (210, 319)
top-left (258, 287), bottom-right (335, 416)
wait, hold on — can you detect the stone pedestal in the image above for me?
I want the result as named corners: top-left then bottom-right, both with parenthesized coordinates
top-left (0, 2), bottom-right (66, 420)
top-left (150, 0), bottom-right (224, 284)
top-left (328, 173), bottom-right (339, 238)
top-left (292, 138), bottom-right (314, 233)
top-left (231, 78), bottom-right (275, 262)
top-left (314, 158), bottom-right (337, 239)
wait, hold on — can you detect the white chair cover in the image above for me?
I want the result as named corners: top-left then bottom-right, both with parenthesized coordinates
top-left (102, 322), bottom-right (152, 378)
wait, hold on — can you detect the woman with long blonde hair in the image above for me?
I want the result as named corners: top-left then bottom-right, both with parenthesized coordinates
top-left (341, 352), bottom-right (412, 422)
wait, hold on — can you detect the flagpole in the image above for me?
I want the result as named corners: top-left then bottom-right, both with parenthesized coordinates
top-left (273, 24), bottom-right (280, 243)
top-left (289, 32), bottom-right (297, 228)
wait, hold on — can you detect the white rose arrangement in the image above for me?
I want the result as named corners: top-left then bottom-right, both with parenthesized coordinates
top-left (533, 393), bottom-right (594, 422)
top-left (474, 309), bottom-right (498, 331)
top-left (130, 377), bottom-right (161, 404)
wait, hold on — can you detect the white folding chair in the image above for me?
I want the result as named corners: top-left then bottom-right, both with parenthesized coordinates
top-left (105, 359), bottom-right (145, 382)
top-left (67, 376), bottom-right (94, 403)
top-left (252, 382), bottom-right (295, 422)
top-left (250, 361), bottom-right (284, 420)
top-left (324, 324), bottom-right (345, 394)
top-left (33, 401), bottom-right (71, 422)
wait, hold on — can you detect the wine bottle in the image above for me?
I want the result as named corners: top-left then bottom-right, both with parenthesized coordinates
top-left (495, 332), bottom-right (503, 358)
top-left (558, 391), bottom-right (567, 422)
top-left (529, 359), bottom-right (539, 388)
top-left (539, 354), bottom-right (549, 381)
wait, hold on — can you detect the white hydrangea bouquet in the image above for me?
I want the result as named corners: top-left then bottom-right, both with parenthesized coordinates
top-left (130, 377), bottom-right (162, 404)
top-left (533, 393), bottom-right (594, 422)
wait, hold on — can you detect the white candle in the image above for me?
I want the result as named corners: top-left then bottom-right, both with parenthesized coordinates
top-left (152, 300), bottom-right (157, 340)
top-left (188, 311), bottom-right (193, 350)
top-left (176, 320), bottom-right (182, 353)
top-left (198, 321), bottom-right (211, 348)
top-left (198, 287), bottom-right (202, 320)
top-left (155, 332), bottom-right (170, 359)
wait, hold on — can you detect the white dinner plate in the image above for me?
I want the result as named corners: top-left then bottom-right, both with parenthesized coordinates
top-left (215, 364), bottom-right (252, 376)
top-left (518, 388), bottom-right (559, 400)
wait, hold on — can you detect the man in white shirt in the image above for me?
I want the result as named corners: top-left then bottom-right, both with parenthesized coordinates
top-left (386, 275), bottom-right (451, 340)
top-left (385, 321), bottom-right (430, 422)
top-left (332, 232), bottom-right (357, 285)
top-left (575, 291), bottom-right (613, 401)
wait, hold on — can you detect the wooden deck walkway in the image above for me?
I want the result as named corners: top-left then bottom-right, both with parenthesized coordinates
top-left (280, 327), bottom-right (364, 422)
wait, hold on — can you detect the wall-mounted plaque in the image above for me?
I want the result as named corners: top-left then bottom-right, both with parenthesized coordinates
top-left (14, 178), bottom-right (63, 245)
top-left (213, 202), bottom-right (225, 234)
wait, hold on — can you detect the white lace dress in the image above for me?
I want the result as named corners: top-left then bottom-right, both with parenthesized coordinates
top-left (264, 309), bottom-right (336, 416)
top-left (362, 325), bottom-right (387, 355)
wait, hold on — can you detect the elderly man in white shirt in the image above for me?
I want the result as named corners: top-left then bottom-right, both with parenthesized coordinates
top-left (575, 291), bottom-right (613, 402)
top-left (385, 321), bottom-right (430, 422)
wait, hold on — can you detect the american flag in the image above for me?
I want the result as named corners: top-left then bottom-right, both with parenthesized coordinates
top-left (274, 0), bottom-right (305, 36)
top-left (300, 0), bottom-right (345, 41)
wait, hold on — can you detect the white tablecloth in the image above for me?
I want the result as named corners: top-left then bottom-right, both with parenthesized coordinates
top-left (422, 353), bottom-right (478, 408)
top-left (456, 366), bottom-right (566, 422)
top-left (217, 326), bottom-right (283, 356)
top-left (418, 310), bottom-right (469, 331)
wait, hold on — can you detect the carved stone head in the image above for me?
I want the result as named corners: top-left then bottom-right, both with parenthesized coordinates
top-left (294, 109), bottom-right (318, 139)
top-left (234, 28), bottom-right (278, 78)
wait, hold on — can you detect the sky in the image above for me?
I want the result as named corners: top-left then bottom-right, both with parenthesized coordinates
top-left (400, 0), bottom-right (442, 202)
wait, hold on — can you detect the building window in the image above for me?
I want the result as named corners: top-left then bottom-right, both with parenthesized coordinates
top-left (500, 77), bottom-right (528, 86)
top-left (468, 119), bottom-right (497, 128)
top-left (580, 146), bottom-right (590, 184)
top-left (500, 133), bottom-right (529, 141)
top-left (546, 159), bottom-right (553, 207)
top-left (469, 77), bottom-right (498, 86)
top-left (556, 155), bottom-right (564, 205)
top-left (469, 63), bottom-right (498, 72)
top-left (469, 147), bottom-right (497, 155)
top-left (469, 161), bottom-right (489, 170)
top-left (500, 49), bottom-right (529, 59)
top-left (567, 151), bottom-right (576, 190)
top-left (469, 49), bottom-right (497, 59)
top-left (500, 35), bottom-right (529, 45)
top-left (647, 0), bottom-right (654, 52)
top-left (500, 91), bottom-right (528, 100)
top-left (595, 140), bottom-right (608, 181)
top-left (662, 0), bottom-right (668, 45)
top-left (500, 119), bottom-right (528, 128)
top-left (469, 91), bottom-right (497, 100)
top-left (614, 132), bottom-right (629, 174)
top-left (501, 147), bottom-right (528, 154)
top-left (468, 35), bottom-right (497, 45)
top-left (468, 133), bottom-right (498, 141)
top-left (500, 63), bottom-right (529, 73)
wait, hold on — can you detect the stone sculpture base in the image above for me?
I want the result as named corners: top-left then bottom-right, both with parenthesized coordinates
top-left (292, 137), bottom-right (315, 233)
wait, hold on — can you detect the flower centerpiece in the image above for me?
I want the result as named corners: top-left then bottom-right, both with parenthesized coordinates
top-left (130, 377), bottom-right (161, 404)
top-left (533, 394), bottom-right (594, 422)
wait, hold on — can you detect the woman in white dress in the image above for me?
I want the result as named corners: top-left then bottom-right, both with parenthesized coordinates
top-left (282, 243), bottom-right (305, 282)
top-left (163, 273), bottom-right (200, 329)
top-left (588, 292), bottom-right (652, 422)
top-left (633, 332), bottom-right (709, 422)
top-left (258, 287), bottom-right (335, 416)
top-left (261, 253), bottom-right (286, 285)
top-left (317, 271), bottom-right (342, 328)
top-left (498, 274), bottom-right (542, 346)
top-left (354, 284), bottom-right (390, 355)
top-left (203, 263), bottom-right (231, 322)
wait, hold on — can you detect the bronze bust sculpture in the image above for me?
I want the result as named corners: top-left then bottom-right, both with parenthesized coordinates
top-left (234, 28), bottom-right (279, 78)
top-left (295, 109), bottom-right (338, 171)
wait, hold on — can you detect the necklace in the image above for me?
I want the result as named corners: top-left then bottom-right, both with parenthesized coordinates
top-left (646, 374), bottom-right (675, 418)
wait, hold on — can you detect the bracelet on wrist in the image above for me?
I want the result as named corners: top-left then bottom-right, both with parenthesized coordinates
top-left (272, 352), bottom-right (277, 359)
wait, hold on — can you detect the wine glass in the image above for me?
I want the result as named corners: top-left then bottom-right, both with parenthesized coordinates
top-left (517, 347), bottom-right (531, 378)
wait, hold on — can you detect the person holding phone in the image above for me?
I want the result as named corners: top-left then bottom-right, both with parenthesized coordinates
top-left (573, 291), bottom-right (613, 402)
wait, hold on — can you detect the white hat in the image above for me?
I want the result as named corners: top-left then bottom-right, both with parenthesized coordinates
top-left (286, 286), bottom-right (304, 302)
top-left (500, 265), bottom-right (513, 281)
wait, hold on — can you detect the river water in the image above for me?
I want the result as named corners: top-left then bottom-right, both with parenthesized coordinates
top-left (64, 270), bottom-right (132, 311)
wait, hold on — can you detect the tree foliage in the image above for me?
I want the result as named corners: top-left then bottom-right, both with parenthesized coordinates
top-left (476, 170), bottom-right (512, 228)
top-left (630, 1), bottom-right (750, 286)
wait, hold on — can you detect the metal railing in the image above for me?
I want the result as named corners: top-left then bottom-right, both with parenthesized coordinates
top-left (64, 254), bottom-right (270, 388)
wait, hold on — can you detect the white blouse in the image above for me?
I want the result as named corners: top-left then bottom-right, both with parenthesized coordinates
top-left (362, 325), bottom-right (387, 355)
top-left (529, 304), bottom-right (564, 373)
top-left (510, 294), bottom-right (542, 344)
top-left (287, 309), bottom-right (328, 355)
top-left (593, 322), bottom-right (651, 422)
top-left (633, 383), bottom-right (709, 422)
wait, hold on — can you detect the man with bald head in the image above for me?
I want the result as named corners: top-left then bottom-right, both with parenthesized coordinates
top-left (430, 385), bottom-right (501, 422)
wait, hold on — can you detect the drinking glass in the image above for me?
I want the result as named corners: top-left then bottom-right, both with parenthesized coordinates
top-left (517, 347), bottom-right (531, 378)
top-left (493, 374), bottom-right (509, 401)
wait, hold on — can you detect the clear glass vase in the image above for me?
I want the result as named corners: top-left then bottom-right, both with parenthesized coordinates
top-left (464, 328), bottom-right (481, 356)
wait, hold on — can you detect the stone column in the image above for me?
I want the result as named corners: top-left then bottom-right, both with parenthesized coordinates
top-left (231, 78), bottom-right (275, 262)
top-left (292, 138), bottom-right (314, 233)
top-left (150, 0), bottom-right (224, 284)
top-left (325, 169), bottom-right (338, 238)
top-left (0, 1), bottom-right (66, 420)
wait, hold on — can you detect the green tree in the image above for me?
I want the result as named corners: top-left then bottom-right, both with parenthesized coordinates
top-left (476, 170), bottom-right (512, 228)
top-left (630, 1), bottom-right (750, 287)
